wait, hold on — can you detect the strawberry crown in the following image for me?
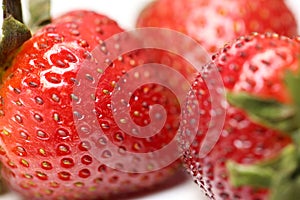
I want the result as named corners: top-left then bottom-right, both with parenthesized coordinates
top-left (227, 54), bottom-right (300, 200)
top-left (0, 0), bottom-right (31, 73)
top-left (0, 0), bottom-right (50, 79)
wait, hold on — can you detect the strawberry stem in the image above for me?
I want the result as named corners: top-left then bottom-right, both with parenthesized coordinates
top-left (0, 0), bottom-right (31, 74)
top-left (3, 0), bottom-right (23, 22)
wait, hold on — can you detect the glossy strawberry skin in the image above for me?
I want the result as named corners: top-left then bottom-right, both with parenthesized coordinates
top-left (0, 10), bottom-right (181, 200)
top-left (181, 33), bottom-right (300, 200)
top-left (136, 0), bottom-right (298, 53)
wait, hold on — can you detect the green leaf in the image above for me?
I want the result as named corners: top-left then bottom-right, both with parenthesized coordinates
top-left (0, 0), bottom-right (31, 73)
top-left (271, 167), bottom-right (300, 200)
top-left (227, 161), bottom-right (273, 188)
top-left (227, 145), bottom-right (300, 197)
top-left (0, 14), bottom-right (31, 75)
top-left (227, 92), bottom-right (297, 133)
top-left (285, 71), bottom-right (300, 112)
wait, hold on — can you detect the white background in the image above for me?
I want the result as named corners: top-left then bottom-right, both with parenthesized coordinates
top-left (0, 0), bottom-right (299, 199)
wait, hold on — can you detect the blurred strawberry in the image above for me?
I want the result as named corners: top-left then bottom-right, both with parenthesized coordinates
top-left (181, 33), bottom-right (300, 200)
top-left (136, 0), bottom-right (298, 53)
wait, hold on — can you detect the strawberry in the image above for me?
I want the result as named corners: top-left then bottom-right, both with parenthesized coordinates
top-left (180, 33), bottom-right (300, 200)
top-left (136, 0), bottom-right (298, 53)
top-left (0, 7), bottom-right (183, 200)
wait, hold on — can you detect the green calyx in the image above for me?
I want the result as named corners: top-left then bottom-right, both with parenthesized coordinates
top-left (0, 0), bottom-right (31, 73)
top-left (226, 67), bottom-right (300, 200)
top-left (227, 92), bottom-right (297, 133)
top-left (0, 163), bottom-right (8, 194)
top-left (0, 0), bottom-right (51, 80)
top-left (227, 145), bottom-right (300, 200)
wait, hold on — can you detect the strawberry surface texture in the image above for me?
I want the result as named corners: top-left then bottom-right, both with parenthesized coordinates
top-left (136, 0), bottom-right (298, 53)
top-left (181, 33), bottom-right (300, 200)
top-left (0, 10), bottom-right (182, 200)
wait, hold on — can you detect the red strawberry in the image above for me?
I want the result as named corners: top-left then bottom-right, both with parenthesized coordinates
top-left (136, 0), bottom-right (298, 53)
top-left (181, 33), bottom-right (300, 200)
top-left (0, 9), bottom-right (183, 200)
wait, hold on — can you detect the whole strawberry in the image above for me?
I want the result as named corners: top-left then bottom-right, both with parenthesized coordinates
top-left (136, 0), bottom-right (298, 53)
top-left (181, 33), bottom-right (300, 200)
top-left (0, 9), bottom-right (183, 200)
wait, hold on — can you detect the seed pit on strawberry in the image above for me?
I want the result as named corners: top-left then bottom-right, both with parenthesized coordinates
top-left (13, 146), bottom-right (27, 157)
top-left (78, 169), bottom-right (91, 178)
top-left (23, 174), bottom-right (33, 179)
top-left (101, 150), bottom-right (112, 159)
top-left (56, 144), bottom-right (71, 156)
top-left (118, 146), bottom-right (127, 155)
top-left (20, 159), bottom-right (29, 168)
top-left (36, 171), bottom-right (48, 180)
top-left (44, 72), bottom-right (62, 84)
top-left (60, 158), bottom-right (75, 168)
top-left (49, 181), bottom-right (59, 188)
top-left (14, 114), bottom-right (23, 124)
top-left (33, 113), bottom-right (43, 122)
top-left (36, 130), bottom-right (49, 140)
top-left (78, 141), bottom-right (91, 151)
top-left (81, 155), bottom-right (93, 165)
top-left (113, 131), bottom-right (125, 142)
top-left (93, 177), bottom-right (103, 184)
top-left (34, 96), bottom-right (44, 105)
top-left (58, 171), bottom-right (71, 181)
top-left (41, 161), bottom-right (53, 170)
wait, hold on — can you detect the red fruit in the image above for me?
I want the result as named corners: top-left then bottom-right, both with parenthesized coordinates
top-left (0, 10), bottom-right (182, 199)
top-left (136, 0), bottom-right (298, 53)
top-left (181, 33), bottom-right (300, 200)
